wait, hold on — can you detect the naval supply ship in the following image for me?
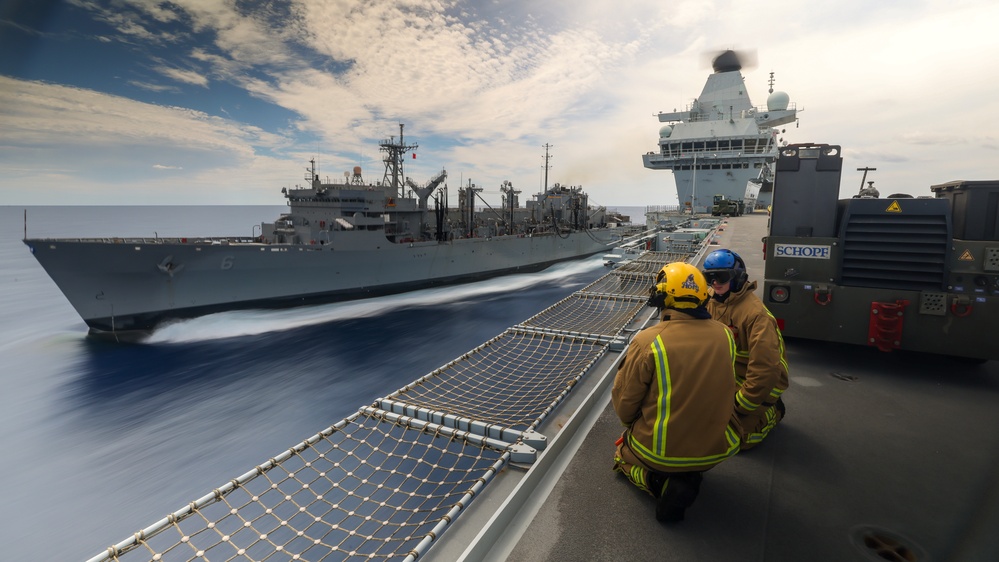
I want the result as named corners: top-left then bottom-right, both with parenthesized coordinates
top-left (24, 125), bottom-right (621, 340)
top-left (642, 49), bottom-right (800, 213)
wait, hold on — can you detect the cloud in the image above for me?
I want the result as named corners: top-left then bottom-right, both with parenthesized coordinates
top-left (0, 77), bottom-right (280, 150)
top-left (0, 76), bottom-right (296, 203)
top-left (128, 80), bottom-right (180, 93)
top-left (156, 66), bottom-right (210, 87)
top-left (4, 0), bottom-right (999, 205)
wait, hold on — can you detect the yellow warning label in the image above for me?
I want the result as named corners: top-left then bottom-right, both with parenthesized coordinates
top-left (885, 200), bottom-right (902, 213)
top-left (959, 249), bottom-right (975, 261)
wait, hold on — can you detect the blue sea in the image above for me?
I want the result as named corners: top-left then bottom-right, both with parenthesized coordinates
top-left (0, 205), bottom-right (642, 561)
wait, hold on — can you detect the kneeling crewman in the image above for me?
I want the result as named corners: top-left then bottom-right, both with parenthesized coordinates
top-left (612, 262), bottom-right (742, 522)
top-left (702, 249), bottom-right (789, 450)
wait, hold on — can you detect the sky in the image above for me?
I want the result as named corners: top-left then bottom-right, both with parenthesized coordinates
top-left (1, 0), bottom-right (997, 207)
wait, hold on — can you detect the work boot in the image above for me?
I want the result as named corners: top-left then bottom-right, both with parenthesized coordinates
top-left (689, 471), bottom-right (703, 495)
top-left (775, 397), bottom-right (786, 420)
top-left (646, 471), bottom-right (667, 498)
top-left (656, 472), bottom-right (701, 523)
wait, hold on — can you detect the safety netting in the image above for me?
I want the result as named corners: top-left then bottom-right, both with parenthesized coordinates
top-left (612, 250), bottom-right (690, 277)
top-left (88, 244), bottom-right (700, 562)
top-left (382, 330), bottom-right (607, 432)
top-left (518, 293), bottom-right (646, 339)
top-left (579, 271), bottom-right (655, 299)
top-left (106, 412), bottom-right (509, 562)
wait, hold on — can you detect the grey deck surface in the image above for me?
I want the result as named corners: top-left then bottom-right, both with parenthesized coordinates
top-left (501, 212), bottom-right (999, 562)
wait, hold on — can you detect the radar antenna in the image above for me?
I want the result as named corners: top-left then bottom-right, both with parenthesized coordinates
top-left (701, 48), bottom-right (758, 73)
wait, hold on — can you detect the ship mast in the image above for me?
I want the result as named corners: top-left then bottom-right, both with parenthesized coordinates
top-left (542, 143), bottom-right (553, 191)
top-left (380, 123), bottom-right (418, 199)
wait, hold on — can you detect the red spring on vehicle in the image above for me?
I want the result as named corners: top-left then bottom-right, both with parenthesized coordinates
top-left (950, 300), bottom-right (973, 317)
top-left (814, 289), bottom-right (832, 306)
top-left (867, 300), bottom-right (910, 352)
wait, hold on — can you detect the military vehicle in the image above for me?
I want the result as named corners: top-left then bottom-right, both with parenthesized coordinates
top-left (711, 194), bottom-right (745, 216)
top-left (762, 143), bottom-right (999, 361)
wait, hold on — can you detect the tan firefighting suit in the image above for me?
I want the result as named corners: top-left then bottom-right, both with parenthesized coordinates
top-left (612, 308), bottom-right (742, 496)
top-left (706, 280), bottom-right (789, 450)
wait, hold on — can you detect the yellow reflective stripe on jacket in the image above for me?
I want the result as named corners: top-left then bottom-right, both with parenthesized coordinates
top-left (767, 306), bottom-right (789, 402)
top-left (744, 404), bottom-right (780, 445)
top-left (736, 389), bottom-right (760, 411)
top-left (630, 465), bottom-right (647, 490)
top-left (764, 305), bottom-right (791, 380)
top-left (628, 428), bottom-right (740, 468)
top-left (651, 334), bottom-right (671, 457)
top-left (734, 303), bottom-right (761, 416)
top-left (741, 306), bottom-right (788, 406)
top-left (725, 325), bottom-right (738, 380)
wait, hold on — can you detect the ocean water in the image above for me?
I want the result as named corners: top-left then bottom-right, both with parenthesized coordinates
top-left (0, 205), bottom-right (616, 561)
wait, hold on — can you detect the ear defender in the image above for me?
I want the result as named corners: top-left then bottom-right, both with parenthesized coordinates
top-left (647, 283), bottom-right (669, 309)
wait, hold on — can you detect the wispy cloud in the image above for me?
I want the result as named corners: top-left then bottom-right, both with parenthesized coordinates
top-left (156, 66), bottom-right (209, 87)
top-left (3, 0), bottom-right (999, 204)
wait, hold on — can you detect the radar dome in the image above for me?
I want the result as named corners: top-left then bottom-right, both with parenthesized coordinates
top-left (659, 125), bottom-right (673, 138)
top-left (767, 91), bottom-right (790, 111)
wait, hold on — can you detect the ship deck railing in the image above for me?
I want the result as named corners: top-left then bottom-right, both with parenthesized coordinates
top-left (649, 145), bottom-right (777, 161)
top-left (27, 236), bottom-right (264, 245)
top-left (659, 102), bottom-right (799, 123)
top-left (83, 237), bottom-right (714, 562)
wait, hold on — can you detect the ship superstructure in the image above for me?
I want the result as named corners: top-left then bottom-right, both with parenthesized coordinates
top-left (25, 125), bottom-right (621, 340)
top-left (642, 50), bottom-right (799, 213)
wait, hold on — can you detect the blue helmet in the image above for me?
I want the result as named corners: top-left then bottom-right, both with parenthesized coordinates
top-left (702, 249), bottom-right (748, 291)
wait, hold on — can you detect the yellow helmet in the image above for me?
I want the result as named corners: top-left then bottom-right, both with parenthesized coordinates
top-left (649, 262), bottom-right (709, 310)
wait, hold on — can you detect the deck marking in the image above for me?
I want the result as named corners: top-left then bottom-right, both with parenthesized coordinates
top-left (790, 376), bottom-right (823, 387)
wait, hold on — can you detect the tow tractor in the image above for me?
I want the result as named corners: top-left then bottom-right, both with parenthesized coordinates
top-left (712, 194), bottom-right (745, 217)
top-left (763, 143), bottom-right (999, 361)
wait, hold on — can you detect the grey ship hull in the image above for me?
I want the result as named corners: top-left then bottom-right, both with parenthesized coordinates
top-left (25, 229), bottom-right (614, 338)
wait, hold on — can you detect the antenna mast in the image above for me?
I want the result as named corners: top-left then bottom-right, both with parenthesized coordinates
top-left (380, 123), bottom-right (418, 198)
top-left (542, 143), bottom-right (553, 192)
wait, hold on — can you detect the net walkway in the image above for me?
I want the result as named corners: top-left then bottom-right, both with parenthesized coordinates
top-left (88, 248), bottom-right (695, 562)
